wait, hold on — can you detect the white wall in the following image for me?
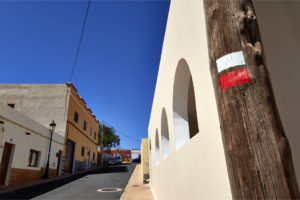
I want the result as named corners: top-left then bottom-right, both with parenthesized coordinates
top-left (148, 0), bottom-right (232, 199)
top-left (0, 102), bottom-right (64, 172)
top-left (131, 149), bottom-right (141, 160)
top-left (149, 1), bottom-right (300, 199)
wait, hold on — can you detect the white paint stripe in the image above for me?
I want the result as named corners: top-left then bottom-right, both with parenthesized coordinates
top-left (216, 51), bottom-right (245, 73)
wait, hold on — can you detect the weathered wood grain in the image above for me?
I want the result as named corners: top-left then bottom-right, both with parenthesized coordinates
top-left (203, 0), bottom-right (300, 199)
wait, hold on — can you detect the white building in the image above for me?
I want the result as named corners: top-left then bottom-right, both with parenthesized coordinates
top-left (148, 0), bottom-right (300, 199)
top-left (131, 149), bottom-right (141, 161)
top-left (0, 102), bottom-right (64, 187)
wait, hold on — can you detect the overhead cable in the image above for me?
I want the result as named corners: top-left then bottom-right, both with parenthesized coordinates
top-left (69, 0), bottom-right (91, 82)
top-left (102, 120), bottom-right (141, 143)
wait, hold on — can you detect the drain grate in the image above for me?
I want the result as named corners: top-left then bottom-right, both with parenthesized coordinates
top-left (97, 188), bottom-right (123, 192)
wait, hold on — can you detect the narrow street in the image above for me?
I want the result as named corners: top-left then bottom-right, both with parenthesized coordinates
top-left (0, 164), bottom-right (136, 200)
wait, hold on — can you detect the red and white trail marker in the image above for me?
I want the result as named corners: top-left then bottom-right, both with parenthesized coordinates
top-left (216, 51), bottom-right (250, 90)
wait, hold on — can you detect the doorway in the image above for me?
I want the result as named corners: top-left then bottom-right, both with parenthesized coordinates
top-left (0, 143), bottom-right (13, 185)
top-left (56, 150), bottom-right (62, 176)
top-left (65, 140), bottom-right (75, 173)
top-left (88, 151), bottom-right (90, 168)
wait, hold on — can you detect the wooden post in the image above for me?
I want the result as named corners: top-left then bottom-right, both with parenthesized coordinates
top-left (203, 0), bottom-right (299, 199)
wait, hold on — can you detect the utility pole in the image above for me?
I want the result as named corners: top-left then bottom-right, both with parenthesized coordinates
top-left (101, 121), bottom-right (104, 166)
top-left (203, 0), bottom-right (299, 199)
top-left (101, 121), bottom-right (104, 148)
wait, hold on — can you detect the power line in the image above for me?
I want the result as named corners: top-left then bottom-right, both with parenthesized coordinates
top-left (69, 0), bottom-right (91, 82)
top-left (102, 120), bottom-right (141, 143)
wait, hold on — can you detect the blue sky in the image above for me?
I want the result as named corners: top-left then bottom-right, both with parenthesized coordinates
top-left (0, 0), bottom-right (170, 149)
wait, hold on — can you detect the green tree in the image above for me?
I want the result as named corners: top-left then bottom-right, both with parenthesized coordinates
top-left (98, 124), bottom-right (120, 150)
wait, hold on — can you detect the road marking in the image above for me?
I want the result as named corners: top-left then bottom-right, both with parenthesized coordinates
top-left (97, 188), bottom-right (123, 192)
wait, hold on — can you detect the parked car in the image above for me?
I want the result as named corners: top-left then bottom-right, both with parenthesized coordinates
top-left (132, 155), bottom-right (141, 163)
top-left (115, 155), bottom-right (122, 164)
top-left (132, 157), bottom-right (141, 163)
top-left (107, 156), bottom-right (122, 165)
top-left (108, 157), bottom-right (117, 165)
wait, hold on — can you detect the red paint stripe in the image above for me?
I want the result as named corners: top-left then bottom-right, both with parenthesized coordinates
top-left (219, 69), bottom-right (250, 90)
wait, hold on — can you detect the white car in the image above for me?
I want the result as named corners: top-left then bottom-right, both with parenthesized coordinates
top-left (108, 156), bottom-right (122, 165)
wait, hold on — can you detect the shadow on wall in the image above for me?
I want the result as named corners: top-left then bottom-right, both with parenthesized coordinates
top-left (173, 59), bottom-right (199, 149)
top-left (161, 108), bottom-right (170, 160)
top-left (253, 1), bottom-right (300, 184)
top-left (155, 129), bottom-right (160, 165)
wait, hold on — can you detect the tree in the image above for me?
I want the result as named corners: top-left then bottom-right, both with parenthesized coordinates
top-left (98, 123), bottom-right (120, 150)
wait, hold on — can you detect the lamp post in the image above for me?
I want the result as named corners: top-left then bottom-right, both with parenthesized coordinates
top-left (43, 120), bottom-right (56, 179)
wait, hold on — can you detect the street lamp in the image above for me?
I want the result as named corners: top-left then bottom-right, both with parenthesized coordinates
top-left (43, 120), bottom-right (56, 179)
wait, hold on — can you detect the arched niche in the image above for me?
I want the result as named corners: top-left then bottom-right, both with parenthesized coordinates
top-left (155, 129), bottom-right (160, 165)
top-left (161, 108), bottom-right (170, 159)
top-left (173, 59), bottom-right (199, 149)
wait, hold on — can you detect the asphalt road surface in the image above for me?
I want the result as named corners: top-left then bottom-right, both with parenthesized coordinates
top-left (0, 164), bottom-right (136, 200)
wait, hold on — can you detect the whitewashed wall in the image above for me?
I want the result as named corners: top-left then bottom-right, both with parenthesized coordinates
top-left (148, 0), bottom-right (232, 199)
top-left (148, 0), bottom-right (300, 199)
top-left (0, 102), bottom-right (64, 179)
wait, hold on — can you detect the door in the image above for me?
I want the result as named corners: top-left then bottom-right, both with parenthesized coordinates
top-left (65, 140), bottom-right (75, 173)
top-left (56, 150), bottom-right (62, 176)
top-left (88, 151), bottom-right (90, 168)
top-left (0, 143), bottom-right (13, 185)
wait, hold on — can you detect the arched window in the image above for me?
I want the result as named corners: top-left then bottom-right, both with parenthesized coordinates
top-left (173, 59), bottom-right (199, 149)
top-left (161, 108), bottom-right (170, 159)
top-left (155, 129), bottom-right (160, 165)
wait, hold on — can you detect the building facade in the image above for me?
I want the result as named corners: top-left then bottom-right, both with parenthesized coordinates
top-left (64, 83), bottom-right (99, 173)
top-left (104, 148), bottom-right (131, 162)
top-left (140, 139), bottom-right (149, 182)
top-left (0, 102), bottom-right (64, 186)
top-left (148, 0), bottom-right (300, 200)
top-left (0, 83), bottom-right (99, 175)
top-left (131, 149), bottom-right (141, 161)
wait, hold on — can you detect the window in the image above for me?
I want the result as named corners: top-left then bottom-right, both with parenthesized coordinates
top-left (90, 128), bottom-right (92, 136)
top-left (28, 149), bottom-right (40, 167)
top-left (81, 146), bottom-right (85, 157)
top-left (7, 103), bottom-right (15, 109)
top-left (173, 59), bottom-right (199, 149)
top-left (74, 112), bottom-right (79, 123)
top-left (161, 108), bottom-right (170, 159)
top-left (83, 121), bottom-right (87, 131)
top-left (93, 152), bottom-right (95, 161)
top-left (94, 131), bottom-right (96, 139)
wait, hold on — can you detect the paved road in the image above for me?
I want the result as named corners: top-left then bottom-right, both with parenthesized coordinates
top-left (0, 164), bottom-right (136, 200)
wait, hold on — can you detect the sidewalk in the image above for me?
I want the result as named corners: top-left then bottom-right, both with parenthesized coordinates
top-left (121, 164), bottom-right (154, 200)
